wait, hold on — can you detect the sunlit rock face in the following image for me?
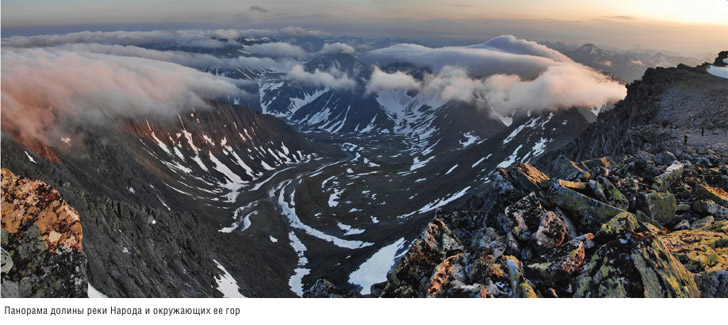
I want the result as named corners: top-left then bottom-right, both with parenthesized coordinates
top-left (1, 168), bottom-right (88, 297)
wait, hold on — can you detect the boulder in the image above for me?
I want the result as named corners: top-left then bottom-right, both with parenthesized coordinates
top-left (694, 270), bottom-right (728, 298)
top-left (502, 256), bottom-right (538, 298)
top-left (376, 219), bottom-right (463, 297)
top-left (525, 234), bottom-right (593, 297)
top-left (499, 194), bottom-right (567, 250)
top-left (652, 161), bottom-right (684, 191)
top-left (632, 191), bottom-right (677, 225)
top-left (1, 168), bottom-right (88, 298)
top-left (697, 185), bottom-right (728, 207)
top-left (303, 279), bottom-right (344, 298)
top-left (589, 177), bottom-right (629, 210)
top-left (549, 156), bottom-right (591, 181)
top-left (660, 229), bottom-right (728, 273)
top-left (693, 200), bottom-right (728, 218)
top-left (654, 152), bottom-right (678, 166)
top-left (574, 213), bottom-right (700, 298)
top-left (547, 181), bottom-right (627, 232)
top-left (426, 253), bottom-right (466, 297)
top-left (510, 162), bottom-right (550, 194)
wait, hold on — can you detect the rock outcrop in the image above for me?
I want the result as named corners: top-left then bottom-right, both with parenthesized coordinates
top-left (1, 168), bottom-right (88, 297)
top-left (316, 151), bottom-right (727, 298)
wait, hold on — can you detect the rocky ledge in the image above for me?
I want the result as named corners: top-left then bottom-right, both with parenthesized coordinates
top-left (1, 168), bottom-right (88, 297)
top-left (306, 149), bottom-right (728, 297)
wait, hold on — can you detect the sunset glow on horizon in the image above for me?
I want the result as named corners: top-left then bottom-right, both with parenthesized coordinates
top-left (2, 0), bottom-right (727, 56)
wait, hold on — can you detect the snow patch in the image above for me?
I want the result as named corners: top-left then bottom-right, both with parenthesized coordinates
top-left (410, 156), bottom-right (434, 171)
top-left (24, 151), bottom-right (37, 163)
top-left (213, 260), bottom-right (245, 298)
top-left (348, 238), bottom-right (406, 294)
top-left (87, 284), bottom-right (107, 298)
top-left (337, 221), bottom-right (366, 236)
top-left (328, 188), bottom-right (344, 207)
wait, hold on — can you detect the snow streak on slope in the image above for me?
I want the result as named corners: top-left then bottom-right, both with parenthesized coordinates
top-left (288, 231), bottom-right (310, 297)
top-left (272, 180), bottom-right (373, 249)
top-left (348, 238), bottom-right (406, 295)
top-left (213, 260), bottom-right (245, 298)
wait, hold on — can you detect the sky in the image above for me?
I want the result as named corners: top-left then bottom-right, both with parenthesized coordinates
top-left (2, 0), bottom-right (727, 56)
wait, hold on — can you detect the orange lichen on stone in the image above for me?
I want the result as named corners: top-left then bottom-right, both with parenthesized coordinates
top-left (1, 168), bottom-right (82, 252)
top-left (426, 253), bottom-right (463, 297)
top-left (704, 185), bottom-right (728, 201)
top-left (557, 179), bottom-right (588, 190)
top-left (511, 162), bottom-right (551, 193)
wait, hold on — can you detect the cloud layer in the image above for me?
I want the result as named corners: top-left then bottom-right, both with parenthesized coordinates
top-left (365, 67), bottom-right (421, 94)
top-left (2, 27), bottom-right (329, 49)
top-left (287, 64), bottom-right (357, 90)
top-left (318, 42), bottom-right (355, 55)
top-left (362, 35), bottom-right (576, 79)
top-left (244, 42), bottom-right (308, 58)
top-left (363, 35), bottom-right (626, 114)
top-left (1, 47), bottom-right (244, 145)
top-left (56, 43), bottom-right (294, 72)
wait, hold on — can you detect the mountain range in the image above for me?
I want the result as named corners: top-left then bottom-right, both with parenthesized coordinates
top-left (1, 31), bottom-right (726, 298)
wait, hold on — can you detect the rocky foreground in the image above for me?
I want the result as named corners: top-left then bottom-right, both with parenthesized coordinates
top-left (305, 53), bottom-right (728, 298)
top-left (307, 151), bottom-right (728, 298)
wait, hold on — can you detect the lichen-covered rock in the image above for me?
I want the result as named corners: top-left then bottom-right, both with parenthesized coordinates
top-left (502, 256), bottom-right (538, 298)
top-left (1, 168), bottom-right (87, 298)
top-left (547, 181), bottom-right (627, 232)
top-left (468, 250), bottom-right (506, 286)
top-left (660, 229), bottom-right (728, 273)
top-left (499, 194), bottom-right (567, 250)
top-left (426, 253), bottom-right (466, 297)
top-left (525, 234), bottom-right (593, 297)
top-left (589, 177), bottom-right (629, 210)
top-left (692, 200), bottom-right (728, 218)
top-left (510, 162), bottom-right (550, 194)
top-left (694, 270), bottom-right (728, 298)
top-left (303, 279), bottom-right (361, 298)
top-left (697, 185), bottom-right (728, 206)
top-left (445, 283), bottom-right (491, 298)
top-left (652, 161), bottom-right (684, 191)
top-left (632, 191), bottom-right (677, 225)
top-left (375, 219), bottom-right (463, 297)
top-left (575, 213), bottom-right (700, 297)
top-left (549, 156), bottom-right (591, 181)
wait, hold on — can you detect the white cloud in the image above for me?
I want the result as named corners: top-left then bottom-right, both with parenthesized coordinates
top-left (362, 35), bottom-right (626, 114)
top-left (318, 42), bottom-right (355, 55)
top-left (468, 35), bottom-right (572, 62)
top-left (365, 67), bottom-right (421, 94)
top-left (2, 27), bottom-right (329, 49)
top-left (244, 42), bottom-right (308, 58)
top-left (287, 64), bottom-right (356, 90)
top-left (54, 43), bottom-right (295, 73)
top-left (1, 47), bottom-right (245, 145)
top-left (3, 30), bottom-right (230, 48)
top-left (481, 63), bottom-right (627, 115)
top-left (362, 35), bottom-right (576, 79)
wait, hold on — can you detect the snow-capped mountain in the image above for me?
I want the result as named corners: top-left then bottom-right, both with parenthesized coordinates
top-left (2, 31), bottom-right (636, 298)
top-left (542, 42), bottom-right (710, 82)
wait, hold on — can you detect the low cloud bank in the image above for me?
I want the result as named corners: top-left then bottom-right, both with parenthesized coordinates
top-left (365, 67), bottom-right (421, 94)
top-left (364, 35), bottom-right (626, 114)
top-left (318, 42), bottom-right (355, 55)
top-left (1, 47), bottom-right (245, 145)
top-left (287, 64), bottom-right (357, 90)
top-left (2, 27), bottom-right (329, 49)
top-left (57, 43), bottom-right (294, 72)
top-left (244, 42), bottom-right (308, 58)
